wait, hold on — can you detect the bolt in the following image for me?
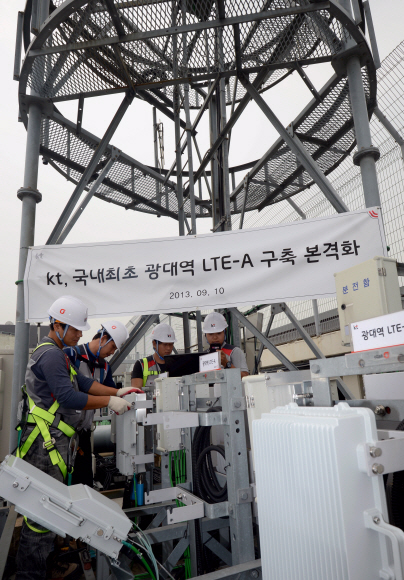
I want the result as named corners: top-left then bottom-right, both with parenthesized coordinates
top-left (206, 400), bottom-right (212, 407)
top-left (373, 516), bottom-right (380, 525)
top-left (374, 405), bottom-right (386, 416)
top-left (12, 481), bottom-right (18, 488)
top-left (369, 447), bottom-right (382, 458)
top-left (372, 463), bottom-right (384, 475)
top-left (398, 354), bottom-right (404, 363)
top-left (358, 359), bottom-right (365, 368)
top-left (97, 529), bottom-right (104, 536)
top-left (240, 492), bottom-right (248, 500)
top-left (311, 364), bottom-right (320, 374)
top-left (250, 571), bottom-right (259, 579)
top-left (234, 401), bottom-right (241, 408)
top-left (223, 416), bottom-right (228, 423)
top-left (177, 493), bottom-right (183, 500)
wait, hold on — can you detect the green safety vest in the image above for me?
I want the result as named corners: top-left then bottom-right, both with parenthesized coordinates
top-left (17, 342), bottom-right (77, 481)
top-left (142, 357), bottom-right (159, 388)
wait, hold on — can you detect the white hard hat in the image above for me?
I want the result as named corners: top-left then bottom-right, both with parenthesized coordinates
top-left (48, 295), bottom-right (90, 331)
top-left (202, 312), bottom-right (228, 333)
top-left (151, 323), bottom-right (176, 343)
top-left (101, 320), bottom-right (129, 350)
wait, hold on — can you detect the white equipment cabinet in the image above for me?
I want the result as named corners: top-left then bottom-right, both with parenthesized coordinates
top-left (334, 256), bottom-right (402, 347)
top-left (253, 402), bottom-right (404, 580)
top-left (154, 376), bottom-right (182, 452)
top-left (115, 392), bottom-right (152, 476)
top-left (0, 455), bottom-right (131, 560)
top-left (243, 371), bottom-right (311, 478)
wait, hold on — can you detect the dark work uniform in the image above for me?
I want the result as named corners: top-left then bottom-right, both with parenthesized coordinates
top-left (131, 355), bottom-right (165, 388)
top-left (65, 344), bottom-right (116, 487)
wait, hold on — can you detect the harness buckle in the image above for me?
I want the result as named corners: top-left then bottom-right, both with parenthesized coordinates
top-left (43, 438), bottom-right (56, 451)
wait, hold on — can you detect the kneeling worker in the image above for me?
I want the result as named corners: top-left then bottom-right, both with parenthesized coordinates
top-left (65, 320), bottom-right (142, 486)
top-left (16, 296), bottom-right (133, 580)
top-left (203, 312), bottom-right (249, 378)
top-left (131, 323), bottom-right (176, 389)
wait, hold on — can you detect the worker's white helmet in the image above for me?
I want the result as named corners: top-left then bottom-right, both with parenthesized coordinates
top-left (48, 296), bottom-right (90, 331)
top-left (151, 323), bottom-right (176, 343)
top-left (101, 320), bottom-right (129, 350)
top-left (202, 312), bottom-right (228, 333)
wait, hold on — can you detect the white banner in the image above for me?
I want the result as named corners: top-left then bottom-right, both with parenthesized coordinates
top-left (24, 208), bottom-right (386, 322)
top-left (351, 310), bottom-right (404, 353)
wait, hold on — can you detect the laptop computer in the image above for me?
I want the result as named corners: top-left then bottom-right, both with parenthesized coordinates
top-left (164, 353), bottom-right (202, 377)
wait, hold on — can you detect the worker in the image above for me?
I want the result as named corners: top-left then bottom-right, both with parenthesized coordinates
top-left (131, 323), bottom-right (176, 389)
top-left (15, 296), bottom-right (134, 580)
top-left (203, 312), bottom-right (249, 378)
top-left (64, 320), bottom-right (143, 487)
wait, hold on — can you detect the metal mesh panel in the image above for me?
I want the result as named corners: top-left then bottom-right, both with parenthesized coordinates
top-left (231, 70), bottom-right (371, 212)
top-left (25, 0), bottom-right (351, 103)
top-left (233, 41), bottom-right (404, 332)
top-left (39, 114), bottom-right (210, 218)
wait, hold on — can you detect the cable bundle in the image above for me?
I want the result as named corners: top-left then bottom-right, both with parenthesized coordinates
top-left (192, 408), bottom-right (227, 504)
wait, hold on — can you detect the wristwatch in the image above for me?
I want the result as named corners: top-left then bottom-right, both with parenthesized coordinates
top-left (226, 361), bottom-right (232, 368)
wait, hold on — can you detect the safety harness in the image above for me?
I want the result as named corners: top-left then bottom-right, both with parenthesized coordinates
top-left (17, 343), bottom-right (77, 482)
top-left (142, 357), bottom-right (160, 388)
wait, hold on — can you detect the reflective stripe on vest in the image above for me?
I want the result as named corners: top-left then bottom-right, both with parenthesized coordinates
top-left (142, 357), bottom-right (159, 388)
top-left (17, 342), bottom-right (76, 482)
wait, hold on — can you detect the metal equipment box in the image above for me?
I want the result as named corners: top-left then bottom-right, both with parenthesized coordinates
top-left (334, 256), bottom-right (401, 347)
top-left (243, 371), bottom-right (311, 479)
top-left (154, 377), bottom-right (182, 452)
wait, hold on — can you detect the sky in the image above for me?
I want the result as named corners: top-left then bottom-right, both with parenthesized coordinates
top-left (1, 0), bottom-right (404, 343)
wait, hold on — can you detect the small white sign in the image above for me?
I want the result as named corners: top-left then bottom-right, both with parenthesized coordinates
top-left (351, 310), bottom-right (404, 352)
top-left (199, 352), bottom-right (221, 373)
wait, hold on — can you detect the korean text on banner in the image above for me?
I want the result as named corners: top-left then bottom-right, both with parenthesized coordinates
top-left (351, 310), bottom-right (404, 352)
top-left (24, 208), bottom-right (386, 322)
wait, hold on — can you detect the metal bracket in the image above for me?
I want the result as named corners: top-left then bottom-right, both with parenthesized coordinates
top-left (358, 430), bottom-right (404, 477)
top-left (130, 400), bottom-right (153, 410)
top-left (204, 501), bottom-right (229, 519)
top-left (237, 487), bottom-right (253, 504)
top-left (19, 94), bottom-right (54, 117)
top-left (144, 486), bottom-right (204, 524)
top-left (199, 412), bottom-right (227, 426)
top-left (132, 454), bottom-right (154, 465)
top-left (142, 411), bottom-right (199, 429)
top-left (11, 473), bottom-right (31, 493)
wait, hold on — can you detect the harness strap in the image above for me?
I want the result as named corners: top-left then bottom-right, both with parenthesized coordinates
top-left (24, 516), bottom-right (49, 534)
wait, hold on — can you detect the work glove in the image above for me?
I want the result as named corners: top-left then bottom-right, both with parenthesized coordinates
top-left (108, 396), bottom-right (131, 415)
top-left (116, 386), bottom-right (144, 397)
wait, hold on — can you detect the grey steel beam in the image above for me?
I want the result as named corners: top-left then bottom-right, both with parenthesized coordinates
top-left (46, 92), bottom-right (134, 244)
top-left (164, 536), bottom-right (190, 571)
top-left (238, 76), bottom-right (349, 213)
top-left (336, 0), bottom-right (380, 209)
top-left (11, 102), bottom-right (43, 453)
top-left (188, 559), bottom-right (261, 580)
top-left (30, 3), bottom-right (331, 57)
top-left (312, 299), bottom-right (321, 336)
top-left (0, 506), bottom-right (17, 579)
top-left (229, 308), bottom-right (297, 371)
top-left (14, 11), bottom-right (24, 80)
top-left (110, 314), bottom-right (159, 372)
top-left (142, 523), bottom-right (187, 545)
top-left (363, 1), bottom-right (381, 69)
top-left (281, 302), bottom-right (325, 359)
top-left (203, 533), bottom-right (232, 566)
top-left (253, 306), bottom-right (276, 374)
top-left (287, 196), bottom-right (306, 218)
top-left (56, 148), bottom-right (119, 244)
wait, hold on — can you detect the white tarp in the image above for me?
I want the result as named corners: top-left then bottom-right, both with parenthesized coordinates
top-left (24, 207), bottom-right (386, 322)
